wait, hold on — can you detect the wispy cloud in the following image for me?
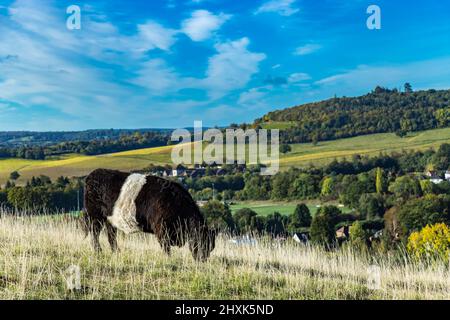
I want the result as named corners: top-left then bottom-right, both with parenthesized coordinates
top-left (201, 37), bottom-right (266, 98)
top-left (315, 57), bottom-right (450, 96)
top-left (294, 44), bottom-right (322, 56)
top-left (255, 0), bottom-right (299, 16)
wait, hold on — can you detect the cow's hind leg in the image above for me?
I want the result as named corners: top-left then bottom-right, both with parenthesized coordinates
top-left (106, 222), bottom-right (119, 252)
top-left (91, 219), bottom-right (104, 253)
top-left (158, 238), bottom-right (171, 256)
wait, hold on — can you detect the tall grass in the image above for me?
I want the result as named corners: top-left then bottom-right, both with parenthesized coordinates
top-left (0, 212), bottom-right (449, 300)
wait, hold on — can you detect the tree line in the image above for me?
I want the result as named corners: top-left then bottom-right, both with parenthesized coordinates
top-left (0, 131), bottom-right (170, 160)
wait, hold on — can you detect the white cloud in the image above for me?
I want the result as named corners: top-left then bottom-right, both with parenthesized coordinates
top-left (238, 87), bottom-right (269, 104)
top-left (181, 10), bottom-right (231, 41)
top-left (288, 72), bottom-right (311, 83)
top-left (136, 22), bottom-right (178, 51)
top-left (255, 0), bottom-right (299, 16)
top-left (201, 37), bottom-right (266, 98)
top-left (0, 1), bottom-right (266, 129)
top-left (130, 59), bottom-right (190, 94)
top-left (294, 44), bottom-right (322, 56)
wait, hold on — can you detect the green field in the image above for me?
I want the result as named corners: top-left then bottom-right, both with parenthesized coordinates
top-left (1, 127), bottom-right (450, 185)
top-left (230, 201), bottom-right (351, 216)
top-left (278, 127), bottom-right (450, 168)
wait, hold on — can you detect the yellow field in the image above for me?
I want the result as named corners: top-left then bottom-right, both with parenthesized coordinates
top-left (1, 127), bottom-right (449, 185)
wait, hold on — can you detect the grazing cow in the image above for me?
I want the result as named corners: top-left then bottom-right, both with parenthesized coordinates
top-left (83, 169), bottom-right (216, 261)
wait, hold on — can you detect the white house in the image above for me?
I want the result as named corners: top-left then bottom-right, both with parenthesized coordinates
top-left (292, 233), bottom-right (309, 244)
top-left (430, 178), bottom-right (444, 184)
top-left (445, 171), bottom-right (450, 181)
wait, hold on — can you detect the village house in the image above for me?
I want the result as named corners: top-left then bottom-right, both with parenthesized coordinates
top-left (292, 232), bottom-right (309, 244)
top-left (336, 226), bottom-right (350, 240)
top-left (426, 170), bottom-right (444, 184)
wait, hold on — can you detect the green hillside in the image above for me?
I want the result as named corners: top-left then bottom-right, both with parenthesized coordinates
top-left (256, 88), bottom-right (450, 143)
top-left (1, 127), bottom-right (450, 185)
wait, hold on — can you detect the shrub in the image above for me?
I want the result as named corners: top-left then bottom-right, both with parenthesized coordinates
top-left (310, 206), bottom-right (340, 246)
top-left (287, 203), bottom-right (312, 232)
top-left (349, 221), bottom-right (367, 248)
top-left (201, 200), bottom-right (235, 232)
top-left (407, 223), bottom-right (450, 260)
top-left (397, 194), bottom-right (450, 238)
top-left (233, 208), bottom-right (259, 234)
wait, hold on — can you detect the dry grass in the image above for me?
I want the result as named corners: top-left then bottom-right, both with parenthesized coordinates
top-left (0, 214), bottom-right (449, 300)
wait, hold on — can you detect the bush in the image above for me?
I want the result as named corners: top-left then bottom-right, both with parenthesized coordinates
top-left (358, 193), bottom-right (385, 219)
top-left (397, 194), bottom-right (450, 238)
top-left (349, 221), bottom-right (367, 248)
top-left (264, 212), bottom-right (288, 237)
top-left (233, 208), bottom-right (259, 234)
top-left (310, 206), bottom-right (340, 246)
top-left (407, 223), bottom-right (450, 260)
top-left (287, 203), bottom-right (312, 232)
top-left (201, 201), bottom-right (235, 232)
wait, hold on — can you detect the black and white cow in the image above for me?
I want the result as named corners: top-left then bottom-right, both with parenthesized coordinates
top-left (83, 169), bottom-right (215, 261)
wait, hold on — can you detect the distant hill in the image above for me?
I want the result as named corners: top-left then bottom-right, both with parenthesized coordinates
top-left (0, 129), bottom-right (174, 147)
top-left (255, 87), bottom-right (450, 143)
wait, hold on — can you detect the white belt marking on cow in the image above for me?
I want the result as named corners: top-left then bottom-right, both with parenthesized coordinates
top-left (108, 173), bottom-right (147, 234)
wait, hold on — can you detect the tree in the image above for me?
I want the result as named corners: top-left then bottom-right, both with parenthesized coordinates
top-left (9, 171), bottom-right (20, 181)
top-left (349, 221), bottom-right (367, 248)
top-left (310, 206), bottom-right (340, 246)
top-left (375, 167), bottom-right (386, 194)
top-left (201, 201), bottom-right (235, 232)
top-left (289, 174), bottom-right (320, 199)
top-left (397, 194), bottom-right (450, 238)
top-left (320, 177), bottom-right (335, 198)
top-left (419, 180), bottom-right (436, 195)
top-left (358, 193), bottom-right (385, 219)
top-left (407, 223), bottom-right (450, 260)
top-left (434, 108), bottom-right (450, 127)
top-left (388, 176), bottom-right (422, 200)
top-left (288, 204), bottom-right (312, 232)
top-left (279, 144), bottom-right (292, 154)
top-left (264, 212), bottom-right (287, 237)
top-left (404, 82), bottom-right (413, 93)
top-left (233, 208), bottom-right (259, 234)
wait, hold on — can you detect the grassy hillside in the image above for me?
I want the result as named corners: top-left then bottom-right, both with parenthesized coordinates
top-left (257, 88), bottom-right (450, 143)
top-left (1, 214), bottom-right (449, 299)
top-left (278, 127), bottom-right (450, 168)
top-left (1, 127), bottom-right (450, 185)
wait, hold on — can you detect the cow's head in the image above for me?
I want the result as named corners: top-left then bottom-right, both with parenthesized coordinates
top-left (190, 226), bottom-right (216, 262)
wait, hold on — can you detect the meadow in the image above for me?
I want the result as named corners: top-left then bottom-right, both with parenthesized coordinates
top-left (0, 213), bottom-right (449, 300)
top-left (1, 127), bottom-right (450, 185)
top-left (229, 201), bottom-right (351, 216)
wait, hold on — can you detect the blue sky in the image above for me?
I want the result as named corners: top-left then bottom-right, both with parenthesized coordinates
top-left (0, 0), bottom-right (449, 131)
